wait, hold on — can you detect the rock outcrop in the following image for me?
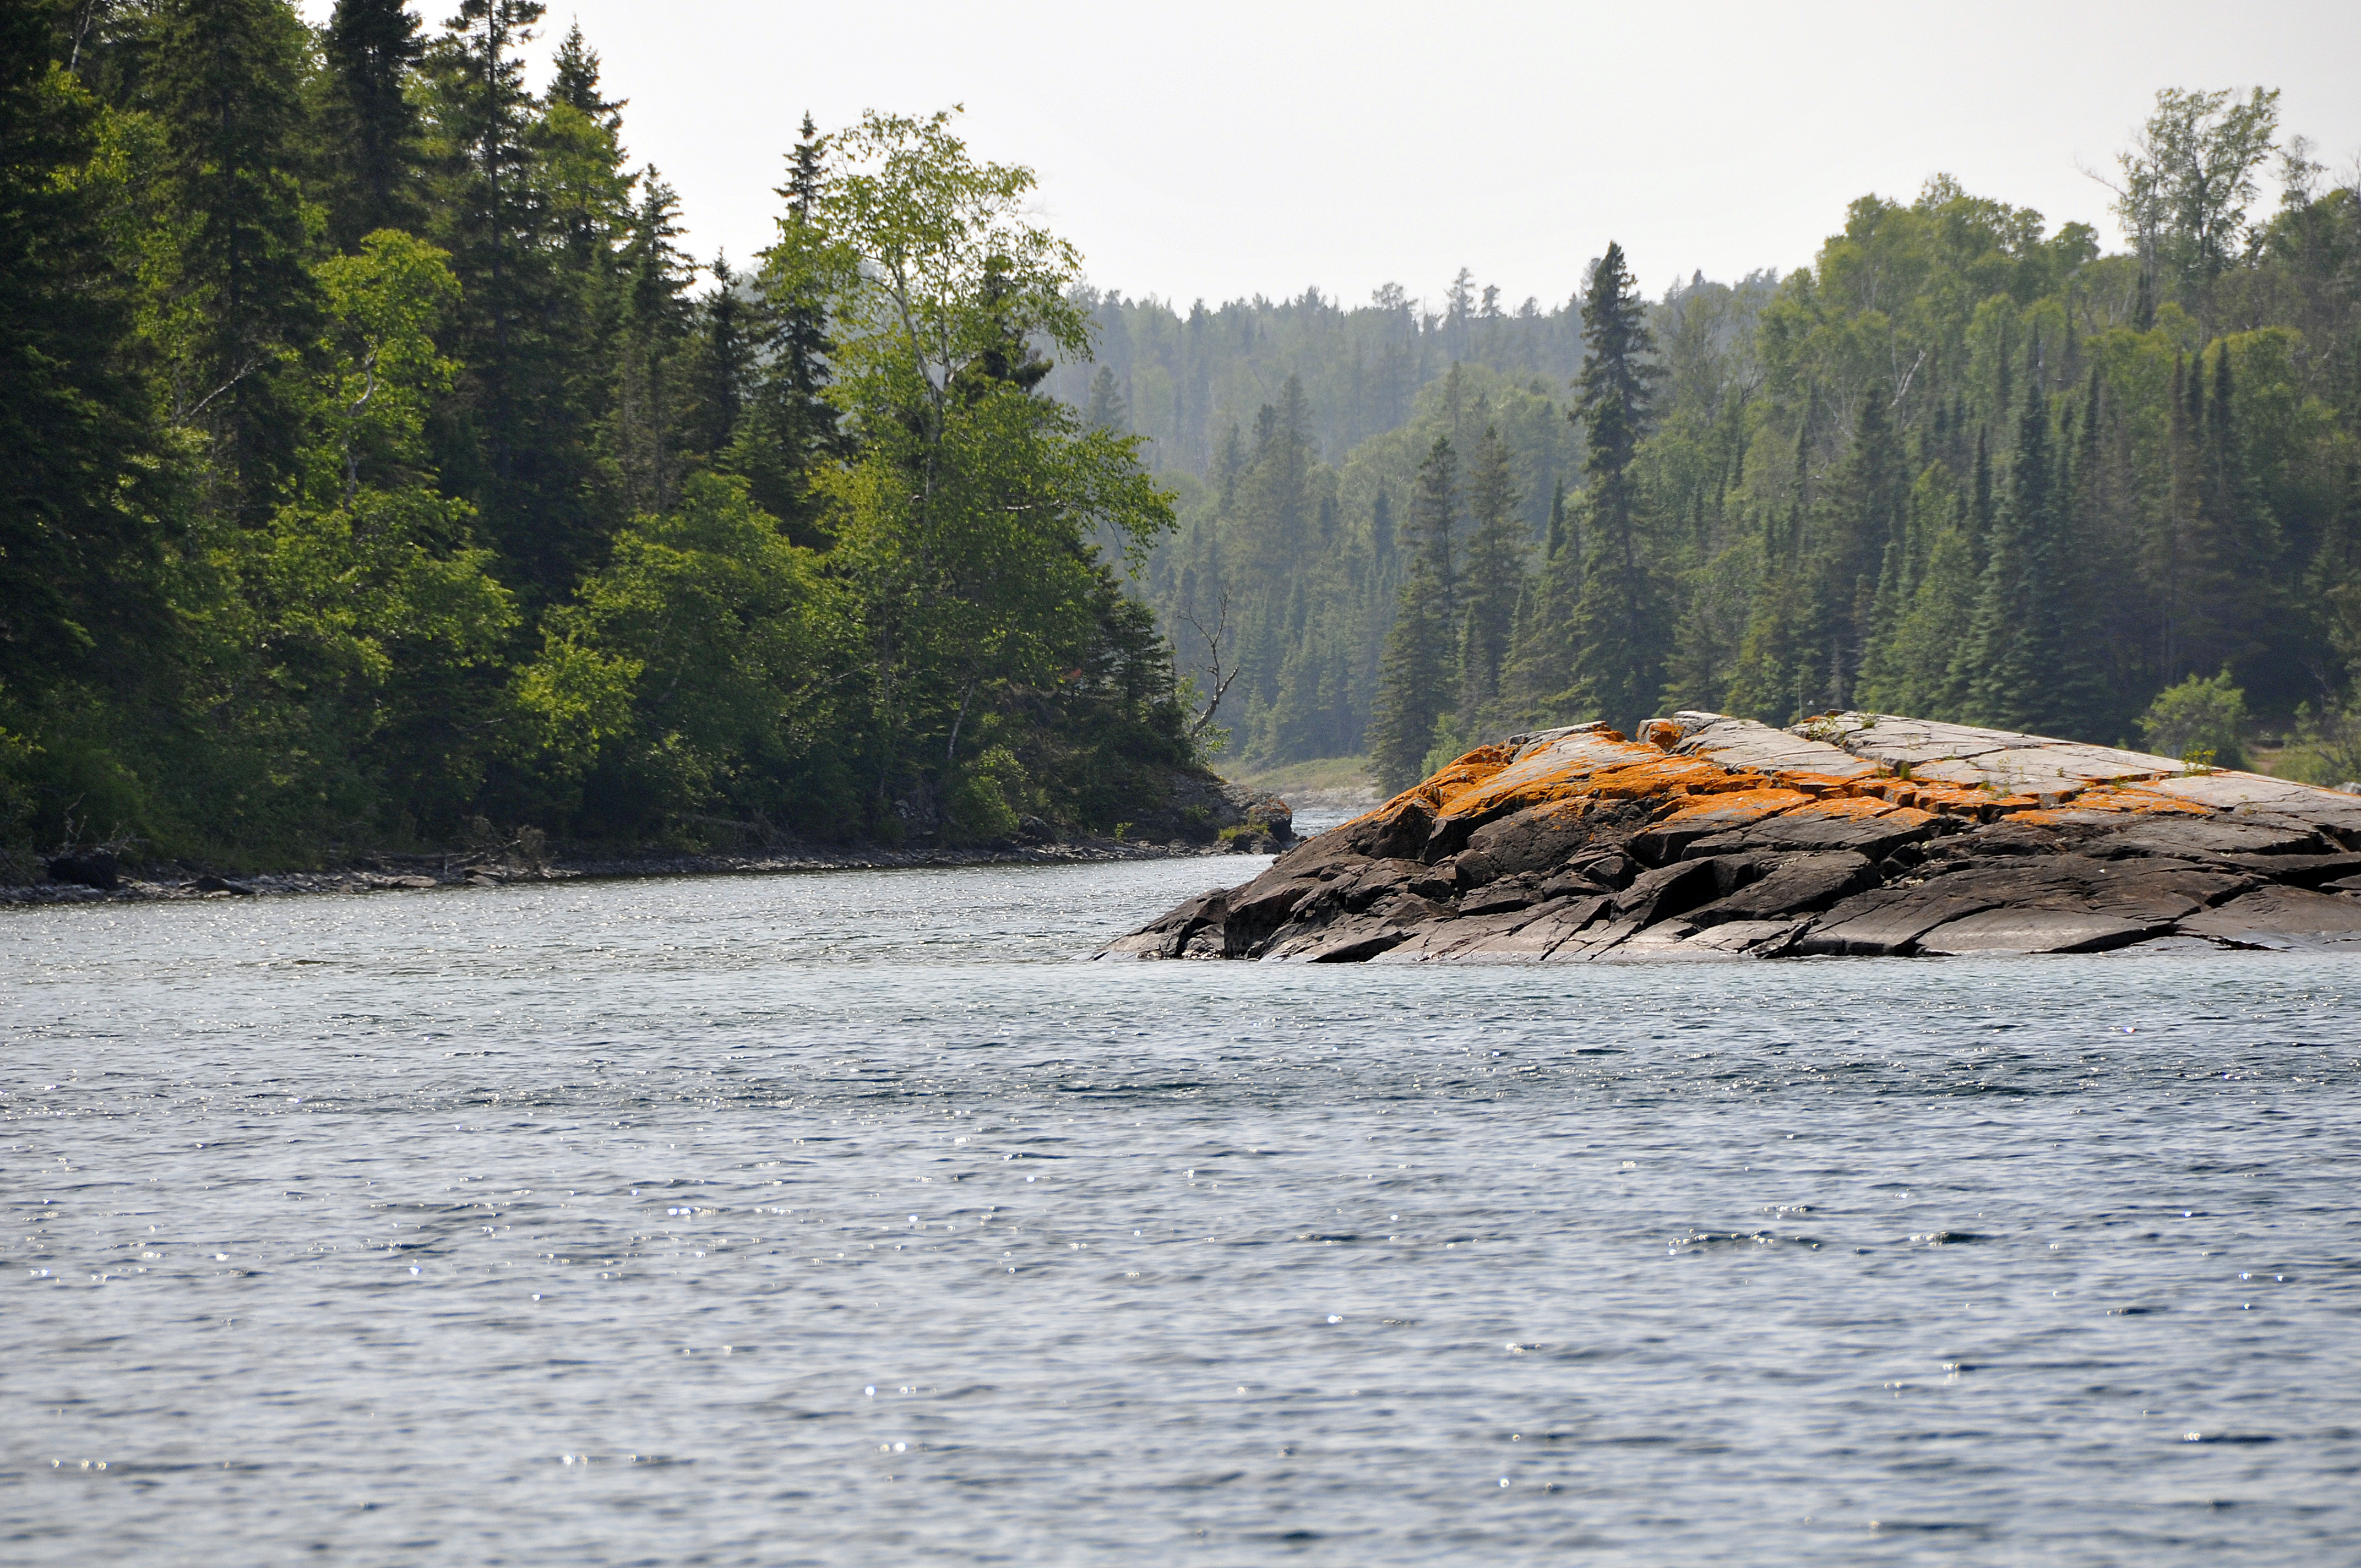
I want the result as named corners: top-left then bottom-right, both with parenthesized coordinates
top-left (1097, 711), bottom-right (2361, 962)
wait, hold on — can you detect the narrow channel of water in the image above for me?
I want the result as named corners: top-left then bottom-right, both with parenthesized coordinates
top-left (5, 858), bottom-right (2357, 1564)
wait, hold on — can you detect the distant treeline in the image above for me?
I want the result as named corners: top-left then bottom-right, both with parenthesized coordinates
top-left (1078, 91), bottom-right (2361, 790)
top-left (8, 3), bottom-right (2355, 881)
top-left (2, 0), bottom-right (1186, 870)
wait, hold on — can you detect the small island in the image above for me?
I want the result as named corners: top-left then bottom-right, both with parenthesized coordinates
top-left (1102, 712), bottom-right (2361, 961)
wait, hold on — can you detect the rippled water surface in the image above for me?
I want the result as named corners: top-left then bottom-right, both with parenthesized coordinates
top-left (6, 855), bottom-right (2361, 1565)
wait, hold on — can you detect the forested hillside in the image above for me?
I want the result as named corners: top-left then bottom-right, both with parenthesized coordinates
top-left (1074, 92), bottom-right (2360, 792)
top-left (7, 0), bottom-right (2355, 877)
top-left (1, 0), bottom-right (1188, 872)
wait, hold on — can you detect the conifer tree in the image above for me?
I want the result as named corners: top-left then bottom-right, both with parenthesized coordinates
top-left (149, 0), bottom-right (318, 526)
top-left (2154, 351), bottom-right (2209, 680)
top-left (2198, 342), bottom-right (2280, 678)
top-left (681, 254), bottom-right (754, 463)
top-left (1368, 437), bottom-right (1460, 791)
top-left (317, 0), bottom-right (426, 248)
top-left (1967, 349), bottom-right (2055, 728)
top-left (1816, 387), bottom-right (1905, 706)
top-left (733, 114), bottom-right (837, 544)
top-left (611, 170), bottom-right (694, 516)
top-left (548, 22), bottom-right (620, 126)
top-left (426, 0), bottom-right (599, 588)
top-left (1084, 365), bottom-right (1128, 432)
top-left (1565, 242), bottom-right (1668, 736)
top-left (1405, 434), bottom-right (1460, 612)
top-left (1455, 422), bottom-right (1526, 718)
top-left (1, 0), bottom-right (161, 698)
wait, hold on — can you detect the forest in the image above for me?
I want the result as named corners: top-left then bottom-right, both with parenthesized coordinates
top-left (2, 0), bottom-right (1187, 872)
top-left (4, 1), bottom-right (2357, 875)
top-left (1082, 91), bottom-right (2360, 793)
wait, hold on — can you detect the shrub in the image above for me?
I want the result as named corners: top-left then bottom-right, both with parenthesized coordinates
top-left (2137, 671), bottom-right (2249, 770)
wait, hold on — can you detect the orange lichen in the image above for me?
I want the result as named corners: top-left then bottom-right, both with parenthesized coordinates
top-left (1774, 795), bottom-right (1906, 824)
top-left (1777, 771), bottom-right (1878, 798)
top-left (2014, 785), bottom-right (2215, 825)
top-left (1650, 787), bottom-right (1816, 830)
top-left (1342, 721), bottom-right (2237, 851)
top-left (1579, 756), bottom-right (1743, 802)
top-left (1859, 778), bottom-right (1993, 815)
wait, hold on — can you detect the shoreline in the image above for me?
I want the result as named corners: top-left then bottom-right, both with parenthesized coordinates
top-left (0, 834), bottom-right (1275, 910)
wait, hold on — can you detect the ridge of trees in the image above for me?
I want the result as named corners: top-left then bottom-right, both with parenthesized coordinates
top-left (1071, 92), bottom-right (2361, 790)
top-left (1, 0), bottom-right (1184, 869)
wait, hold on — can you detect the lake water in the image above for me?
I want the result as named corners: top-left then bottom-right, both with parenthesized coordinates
top-left (4, 851), bottom-right (2359, 1565)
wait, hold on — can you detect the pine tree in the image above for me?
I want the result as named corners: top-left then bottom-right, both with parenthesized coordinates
top-left (317, 0), bottom-right (426, 249)
top-left (1368, 437), bottom-right (1460, 790)
top-left (1083, 364), bottom-right (1127, 432)
top-left (149, 0), bottom-right (319, 527)
top-left (1565, 241), bottom-right (1668, 736)
top-left (611, 169), bottom-right (694, 516)
top-left (1967, 349), bottom-right (2055, 728)
top-left (1, 0), bottom-right (162, 697)
top-left (680, 253), bottom-right (754, 464)
top-left (732, 113), bottom-right (836, 544)
top-left (1455, 422), bottom-right (1527, 718)
top-left (426, 0), bottom-right (605, 589)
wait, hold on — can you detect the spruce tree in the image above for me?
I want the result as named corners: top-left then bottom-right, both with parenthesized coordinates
top-left (2154, 351), bottom-right (2210, 680)
top-left (1083, 365), bottom-right (1127, 432)
top-left (1967, 349), bottom-right (2054, 729)
top-left (2199, 342), bottom-right (2280, 680)
top-left (611, 170), bottom-right (694, 516)
top-left (1367, 437), bottom-right (1460, 791)
top-left (1405, 435), bottom-right (1460, 611)
top-left (317, 0), bottom-right (426, 248)
top-left (1565, 242), bottom-right (1668, 736)
top-left (732, 113), bottom-right (837, 544)
top-left (681, 253), bottom-right (754, 464)
top-left (0, 0), bottom-right (161, 697)
top-left (1455, 422), bottom-right (1526, 718)
top-left (425, 0), bottom-right (602, 589)
top-left (149, 0), bottom-right (318, 527)
top-left (1817, 388), bottom-right (1905, 706)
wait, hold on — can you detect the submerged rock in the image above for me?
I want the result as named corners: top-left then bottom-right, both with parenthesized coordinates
top-left (1097, 711), bottom-right (2361, 962)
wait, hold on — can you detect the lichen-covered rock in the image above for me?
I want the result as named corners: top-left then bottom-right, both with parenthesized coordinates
top-left (1095, 711), bottom-right (2361, 962)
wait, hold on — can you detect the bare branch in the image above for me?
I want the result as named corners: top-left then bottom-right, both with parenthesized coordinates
top-left (1180, 589), bottom-right (1239, 740)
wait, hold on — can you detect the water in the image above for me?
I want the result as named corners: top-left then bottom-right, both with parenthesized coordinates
top-left (4, 855), bottom-right (2359, 1565)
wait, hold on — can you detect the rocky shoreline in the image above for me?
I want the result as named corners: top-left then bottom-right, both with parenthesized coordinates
top-left (2, 794), bottom-right (1298, 911)
top-left (1100, 711), bottom-right (2361, 962)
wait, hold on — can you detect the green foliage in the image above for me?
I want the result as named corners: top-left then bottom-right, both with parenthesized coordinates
top-left (1099, 98), bottom-right (2360, 785)
top-left (944, 745), bottom-right (1026, 844)
top-left (2138, 671), bottom-right (2250, 768)
top-left (11, 28), bottom-right (2361, 873)
top-left (518, 473), bottom-right (839, 832)
top-left (2278, 701), bottom-right (2361, 787)
top-left (1, 17), bottom-right (1199, 872)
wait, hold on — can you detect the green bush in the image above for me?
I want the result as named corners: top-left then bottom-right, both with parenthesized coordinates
top-left (944, 745), bottom-right (1028, 844)
top-left (2137, 671), bottom-right (2249, 770)
top-left (2278, 702), bottom-right (2361, 787)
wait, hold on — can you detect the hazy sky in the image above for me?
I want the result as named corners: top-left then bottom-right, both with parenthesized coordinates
top-left (313, 0), bottom-right (2361, 310)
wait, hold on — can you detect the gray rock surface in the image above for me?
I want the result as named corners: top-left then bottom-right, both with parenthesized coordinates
top-left (1098, 710), bottom-right (2361, 963)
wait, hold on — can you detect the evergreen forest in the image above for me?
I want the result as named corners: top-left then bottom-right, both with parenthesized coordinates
top-left (4, 0), bottom-right (2358, 873)
top-left (1071, 92), bottom-right (2361, 793)
top-left (3, 0), bottom-right (1186, 870)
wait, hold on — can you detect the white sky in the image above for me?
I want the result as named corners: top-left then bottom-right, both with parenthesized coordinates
top-left (318, 0), bottom-right (2361, 309)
